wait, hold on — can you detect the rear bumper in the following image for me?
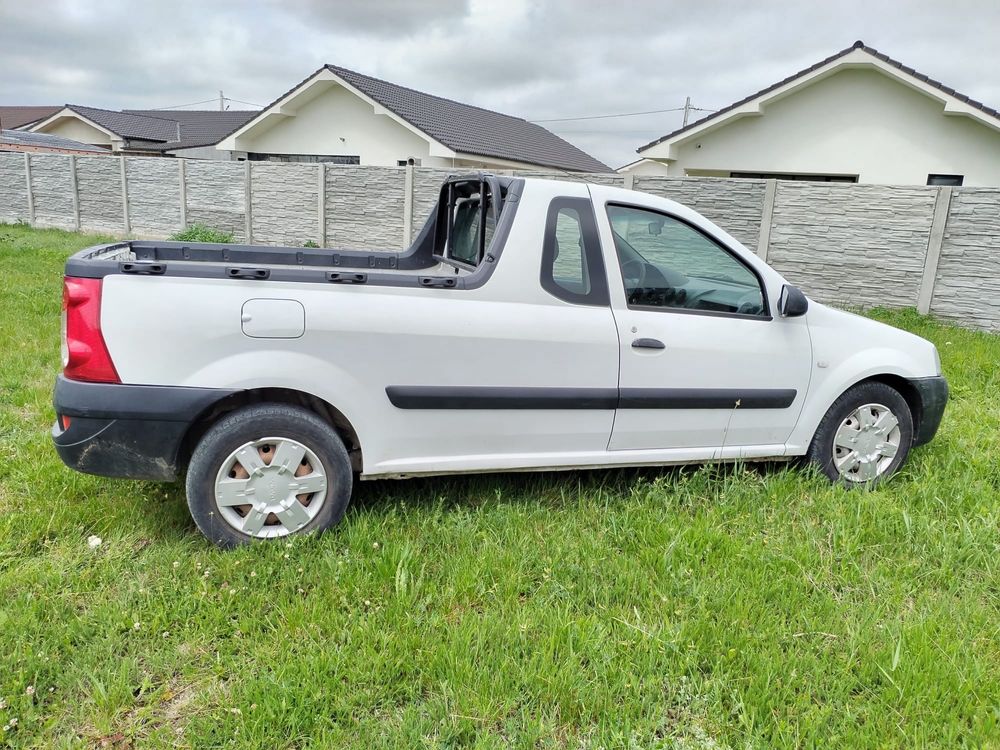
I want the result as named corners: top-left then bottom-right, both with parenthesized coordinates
top-left (52, 376), bottom-right (236, 481)
top-left (910, 375), bottom-right (948, 447)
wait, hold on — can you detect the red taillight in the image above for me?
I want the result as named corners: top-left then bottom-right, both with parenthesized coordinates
top-left (62, 277), bottom-right (120, 383)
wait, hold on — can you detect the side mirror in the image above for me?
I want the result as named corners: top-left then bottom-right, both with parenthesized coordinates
top-left (648, 221), bottom-right (663, 236)
top-left (778, 284), bottom-right (808, 317)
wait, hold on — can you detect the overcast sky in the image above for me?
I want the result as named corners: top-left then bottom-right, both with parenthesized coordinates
top-left (2, 0), bottom-right (999, 168)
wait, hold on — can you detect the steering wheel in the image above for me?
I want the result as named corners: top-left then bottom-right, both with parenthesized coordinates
top-left (620, 258), bottom-right (647, 289)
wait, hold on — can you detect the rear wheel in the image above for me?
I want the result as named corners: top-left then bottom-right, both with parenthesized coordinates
top-left (186, 403), bottom-right (352, 547)
top-left (807, 381), bottom-right (913, 486)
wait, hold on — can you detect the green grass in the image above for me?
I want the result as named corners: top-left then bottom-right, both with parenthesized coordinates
top-left (168, 224), bottom-right (235, 244)
top-left (0, 222), bottom-right (997, 749)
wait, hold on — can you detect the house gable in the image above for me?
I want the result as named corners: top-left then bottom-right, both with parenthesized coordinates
top-left (31, 109), bottom-right (118, 148)
top-left (667, 67), bottom-right (1000, 184)
top-left (216, 68), bottom-right (452, 165)
top-left (636, 42), bottom-right (1000, 185)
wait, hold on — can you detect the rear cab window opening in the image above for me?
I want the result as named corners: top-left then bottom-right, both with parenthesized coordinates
top-left (435, 178), bottom-right (500, 270)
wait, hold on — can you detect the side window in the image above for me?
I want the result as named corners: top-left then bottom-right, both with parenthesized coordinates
top-left (540, 198), bottom-right (609, 306)
top-left (607, 204), bottom-right (767, 317)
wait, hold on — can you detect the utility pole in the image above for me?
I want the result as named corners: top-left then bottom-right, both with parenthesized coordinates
top-left (219, 90), bottom-right (225, 111)
top-left (682, 96), bottom-right (692, 127)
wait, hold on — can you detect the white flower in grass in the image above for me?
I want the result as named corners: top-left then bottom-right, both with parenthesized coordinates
top-left (133, 622), bottom-right (141, 631)
top-left (0, 698), bottom-right (6, 709)
top-left (24, 686), bottom-right (34, 696)
top-left (87, 535), bottom-right (102, 549)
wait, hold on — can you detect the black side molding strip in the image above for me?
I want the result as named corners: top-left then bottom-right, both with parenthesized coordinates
top-left (619, 387), bottom-right (797, 409)
top-left (386, 386), bottom-right (797, 410)
top-left (386, 386), bottom-right (618, 410)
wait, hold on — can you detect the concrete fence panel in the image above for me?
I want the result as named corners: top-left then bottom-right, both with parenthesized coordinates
top-left (76, 156), bottom-right (124, 233)
top-left (766, 183), bottom-right (937, 308)
top-left (251, 163), bottom-right (319, 246)
top-left (929, 188), bottom-right (1000, 331)
top-left (0, 153), bottom-right (29, 223)
top-left (28, 154), bottom-right (75, 230)
top-left (126, 157), bottom-right (182, 235)
top-left (184, 160), bottom-right (247, 241)
top-left (325, 166), bottom-right (405, 251)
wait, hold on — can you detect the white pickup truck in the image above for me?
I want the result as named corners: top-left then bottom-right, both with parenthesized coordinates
top-left (53, 174), bottom-right (947, 547)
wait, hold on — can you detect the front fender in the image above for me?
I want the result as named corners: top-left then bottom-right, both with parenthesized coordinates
top-left (786, 346), bottom-right (935, 453)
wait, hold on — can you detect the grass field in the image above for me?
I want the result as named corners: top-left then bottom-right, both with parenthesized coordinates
top-left (0, 222), bottom-right (997, 749)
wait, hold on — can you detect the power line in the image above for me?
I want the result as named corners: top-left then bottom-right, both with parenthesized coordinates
top-left (149, 98), bottom-right (219, 110)
top-left (226, 97), bottom-right (265, 108)
top-left (530, 103), bottom-right (715, 124)
top-left (149, 95), bottom-right (264, 111)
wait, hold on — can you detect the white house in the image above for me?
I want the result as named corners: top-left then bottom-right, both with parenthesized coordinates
top-left (625, 41), bottom-right (1000, 186)
top-left (29, 106), bottom-right (257, 158)
top-left (215, 65), bottom-right (610, 172)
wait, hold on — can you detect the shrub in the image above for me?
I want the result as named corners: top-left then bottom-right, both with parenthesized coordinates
top-left (169, 224), bottom-right (235, 244)
top-left (303, 240), bottom-right (320, 248)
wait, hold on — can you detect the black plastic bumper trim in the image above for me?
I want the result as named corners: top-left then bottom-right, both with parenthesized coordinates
top-left (909, 375), bottom-right (948, 447)
top-left (54, 375), bottom-right (236, 422)
top-left (386, 386), bottom-right (797, 410)
top-left (52, 376), bottom-right (238, 481)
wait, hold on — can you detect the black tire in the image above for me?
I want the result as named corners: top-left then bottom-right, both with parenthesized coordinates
top-left (185, 403), bottom-right (353, 548)
top-left (807, 381), bottom-right (914, 486)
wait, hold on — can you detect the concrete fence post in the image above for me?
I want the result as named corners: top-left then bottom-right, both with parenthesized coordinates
top-left (403, 164), bottom-right (414, 247)
top-left (178, 159), bottom-right (187, 230)
top-left (317, 163), bottom-right (326, 247)
top-left (119, 156), bottom-right (131, 235)
top-left (24, 153), bottom-right (35, 225)
top-left (68, 155), bottom-right (80, 231)
top-left (623, 173), bottom-right (635, 190)
top-left (917, 186), bottom-right (953, 315)
top-left (756, 179), bottom-right (778, 261)
top-left (244, 160), bottom-right (253, 244)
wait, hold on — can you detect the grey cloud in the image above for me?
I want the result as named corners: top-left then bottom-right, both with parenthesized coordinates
top-left (2, 0), bottom-right (998, 168)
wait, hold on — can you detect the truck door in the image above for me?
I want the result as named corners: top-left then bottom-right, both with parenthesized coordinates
top-left (324, 178), bottom-right (622, 475)
top-left (600, 202), bottom-right (812, 453)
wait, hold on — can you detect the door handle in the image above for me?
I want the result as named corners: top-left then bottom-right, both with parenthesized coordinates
top-left (632, 337), bottom-right (665, 350)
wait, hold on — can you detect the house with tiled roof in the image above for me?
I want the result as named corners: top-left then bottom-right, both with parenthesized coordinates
top-left (624, 41), bottom-right (1000, 186)
top-left (28, 105), bottom-right (257, 158)
top-left (215, 64), bottom-right (610, 172)
top-left (0, 106), bottom-right (61, 131)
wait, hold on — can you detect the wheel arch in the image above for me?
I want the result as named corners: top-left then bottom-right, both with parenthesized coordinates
top-left (859, 373), bottom-right (923, 436)
top-left (177, 388), bottom-right (363, 474)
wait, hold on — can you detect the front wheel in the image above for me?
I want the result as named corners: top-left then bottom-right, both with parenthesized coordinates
top-left (807, 381), bottom-right (913, 486)
top-left (185, 403), bottom-right (353, 548)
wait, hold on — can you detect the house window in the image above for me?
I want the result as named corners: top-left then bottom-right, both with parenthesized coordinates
top-left (247, 153), bottom-right (360, 164)
top-left (396, 158), bottom-right (421, 166)
top-left (729, 171), bottom-right (858, 183)
top-left (927, 174), bottom-right (964, 186)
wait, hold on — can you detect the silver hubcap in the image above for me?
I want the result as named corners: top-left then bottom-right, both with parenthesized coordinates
top-left (214, 437), bottom-right (328, 538)
top-left (832, 403), bottom-right (901, 483)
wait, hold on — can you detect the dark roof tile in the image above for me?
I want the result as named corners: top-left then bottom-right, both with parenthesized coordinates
top-left (0, 106), bottom-right (61, 130)
top-left (222, 64), bottom-right (610, 172)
